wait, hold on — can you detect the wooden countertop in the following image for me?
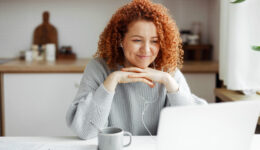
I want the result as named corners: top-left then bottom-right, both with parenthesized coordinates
top-left (0, 59), bottom-right (91, 73)
top-left (0, 58), bottom-right (218, 73)
top-left (215, 88), bottom-right (260, 101)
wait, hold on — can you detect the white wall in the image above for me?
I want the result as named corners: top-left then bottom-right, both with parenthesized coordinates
top-left (164, 0), bottom-right (219, 60)
top-left (0, 0), bottom-right (219, 60)
top-left (164, 0), bottom-right (209, 44)
top-left (0, 0), bottom-right (127, 58)
top-left (208, 0), bottom-right (220, 61)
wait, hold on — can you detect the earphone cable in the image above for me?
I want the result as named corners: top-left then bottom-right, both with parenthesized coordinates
top-left (139, 94), bottom-right (158, 141)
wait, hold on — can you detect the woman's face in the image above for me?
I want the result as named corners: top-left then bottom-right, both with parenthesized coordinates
top-left (122, 20), bottom-right (160, 69)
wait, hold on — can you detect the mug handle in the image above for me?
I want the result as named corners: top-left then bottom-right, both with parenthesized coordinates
top-left (123, 131), bottom-right (132, 147)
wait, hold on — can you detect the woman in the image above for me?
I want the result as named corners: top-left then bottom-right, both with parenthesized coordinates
top-left (66, 0), bottom-right (207, 140)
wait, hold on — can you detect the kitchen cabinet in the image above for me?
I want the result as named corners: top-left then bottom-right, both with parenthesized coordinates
top-left (4, 73), bottom-right (82, 136)
top-left (0, 59), bottom-right (89, 136)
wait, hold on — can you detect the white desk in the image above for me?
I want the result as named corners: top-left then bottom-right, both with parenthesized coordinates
top-left (0, 135), bottom-right (259, 150)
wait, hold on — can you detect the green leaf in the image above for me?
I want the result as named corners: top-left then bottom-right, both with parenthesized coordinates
top-left (231, 0), bottom-right (246, 4)
top-left (252, 46), bottom-right (260, 51)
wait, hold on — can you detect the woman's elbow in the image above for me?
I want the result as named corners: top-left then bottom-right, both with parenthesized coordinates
top-left (69, 122), bottom-right (98, 140)
top-left (74, 128), bottom-right (98, 140)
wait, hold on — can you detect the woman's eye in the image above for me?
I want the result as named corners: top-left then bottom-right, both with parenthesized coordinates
top-left (151, 40), bottom-right (158, 43)
top-left (133, 40), bottom-right (141, 42)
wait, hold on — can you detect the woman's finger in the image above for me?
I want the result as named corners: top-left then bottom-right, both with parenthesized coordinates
top-left (121, 67), bottom-right (145, 73)
top-left (130, 77), bottom-right (155, 88)
top-left (128, 73), bottom-right (147, 78)
top-left (128, 73), bottom-right (153, 83)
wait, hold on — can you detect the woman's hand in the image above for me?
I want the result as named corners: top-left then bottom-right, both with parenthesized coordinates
top-left (114, 71), bottom-right (155, 87)
top-left (121, 67), bottom-right (179, 93)
top-left (103, 70), bottom-right (155, 92)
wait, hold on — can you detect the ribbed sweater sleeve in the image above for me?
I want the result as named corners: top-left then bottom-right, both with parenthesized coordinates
top-left (66, 59), bottom-right (114, 140)
top-left (166, 69), bottom-right (208, 106)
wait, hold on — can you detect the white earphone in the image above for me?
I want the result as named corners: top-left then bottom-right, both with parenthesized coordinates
top-left (139, 93), bottom-right (158, 140)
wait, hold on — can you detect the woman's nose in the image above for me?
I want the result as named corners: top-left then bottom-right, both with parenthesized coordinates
top-left (141, 42), bottom-right (150, 54)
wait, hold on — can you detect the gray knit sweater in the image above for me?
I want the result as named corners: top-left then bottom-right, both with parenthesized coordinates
top-left (66, 58), bottom-right (207, 140)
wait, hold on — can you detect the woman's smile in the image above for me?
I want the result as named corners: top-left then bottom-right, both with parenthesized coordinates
top-left (137, 55), bottom-right (151, 59)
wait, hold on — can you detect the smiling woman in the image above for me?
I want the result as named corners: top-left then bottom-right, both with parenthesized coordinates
top-left (66, 0), bottom-right (207, 140)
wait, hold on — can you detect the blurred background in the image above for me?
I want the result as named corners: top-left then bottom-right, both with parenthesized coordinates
top-left (0, 0), bottom-right (219, 59)
top-left (0, 0), bottom-right (259, 136)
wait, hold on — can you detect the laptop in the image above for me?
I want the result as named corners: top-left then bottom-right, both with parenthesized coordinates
top-left (157, 101), bottom-right (260, 150)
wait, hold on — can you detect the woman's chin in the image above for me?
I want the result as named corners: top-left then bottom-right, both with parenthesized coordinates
top-left (134, 63), bottom-right (150, 69)
top-left (125, 60), bottom-right (152, 69)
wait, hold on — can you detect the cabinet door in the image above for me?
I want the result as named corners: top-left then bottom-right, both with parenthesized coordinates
top-left (4, 73), bottom-right (82, 136)
top-left (184, 73), bottom-right (216, 103)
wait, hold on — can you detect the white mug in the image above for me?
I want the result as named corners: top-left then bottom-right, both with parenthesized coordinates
top-left (98, 127), bottom-right (132, 150)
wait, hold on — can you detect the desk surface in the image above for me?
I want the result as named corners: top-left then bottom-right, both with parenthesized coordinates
top-left (0, 135), bottom-right (259, 150)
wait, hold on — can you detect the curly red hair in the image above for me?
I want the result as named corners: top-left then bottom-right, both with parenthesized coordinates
top-left (94, 0), bottom-right (183, 72)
